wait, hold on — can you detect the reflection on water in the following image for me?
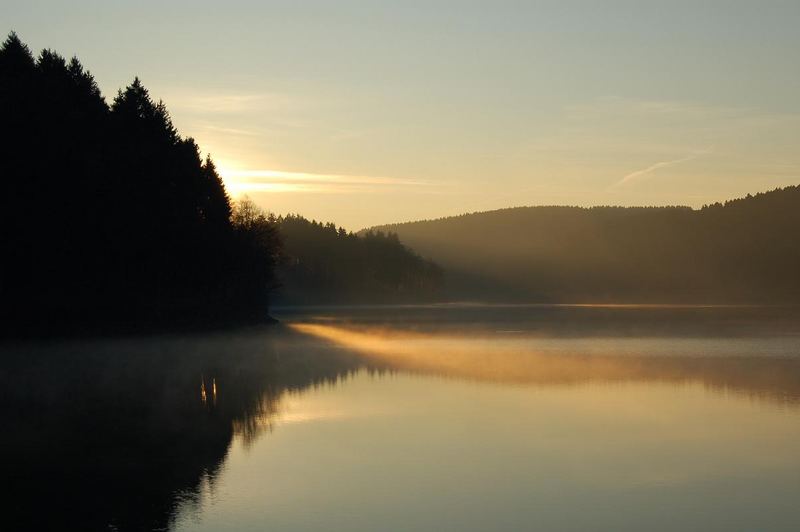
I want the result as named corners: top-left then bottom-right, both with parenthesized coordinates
top-left (2, 328), bottom-right (372, 530)
top-left (289, 322), bottom-right (800, 406)
top-left (3, 306), bottom-right (800, 531)
top-left (200, 377), bottom-right (218, 407)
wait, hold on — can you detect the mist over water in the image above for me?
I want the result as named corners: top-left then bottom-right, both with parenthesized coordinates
top-left (5, 305), bottom-right (800, 531)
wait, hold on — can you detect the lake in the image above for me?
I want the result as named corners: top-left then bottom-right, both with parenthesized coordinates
top-left (4, 305), bottom-right (800, 531)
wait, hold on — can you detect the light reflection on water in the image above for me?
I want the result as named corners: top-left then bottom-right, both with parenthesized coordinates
top-left (174, 309), bottom-right (800, 532)
top-left (288, 321), bottom-right (800, 406)
top-left (177, 369), bottom-right (800, 532)
top-left (4, 306), bottom-right (800, 531)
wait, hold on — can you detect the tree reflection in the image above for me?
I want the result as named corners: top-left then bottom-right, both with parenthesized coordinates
top-left (1, 327), bottom-right (368, 531)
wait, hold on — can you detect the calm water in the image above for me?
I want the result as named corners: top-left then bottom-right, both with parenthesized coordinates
top-left (4, 305), bottom-right (800, 531)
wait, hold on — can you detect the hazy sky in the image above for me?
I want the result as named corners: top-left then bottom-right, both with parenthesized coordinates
top-left (4, 1), bottom-right (800, 229)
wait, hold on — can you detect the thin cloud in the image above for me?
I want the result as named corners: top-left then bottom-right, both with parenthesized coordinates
top-left (196, 124), bottom-right (261, 137)
top-left (218, 168), bottom-right (430, 195)
top-left (614, 149), bottom-right (711, 187)
top-left (157, 89), bottom-right (301, 114)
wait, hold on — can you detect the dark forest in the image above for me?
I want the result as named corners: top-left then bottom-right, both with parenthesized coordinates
top-left (0, 34), bottom-right (440, 334)
top-left (275, 213), bottom-right (443, 305)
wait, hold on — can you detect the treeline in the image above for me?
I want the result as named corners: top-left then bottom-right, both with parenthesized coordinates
top-left (372, 186), bottom-right (800, 303)
top-left (0, 33), bottom-right (279, 332)
top-left (0, 33), bottom-right (444, 333)
top-left (274, 213), bottom-right (443, 304)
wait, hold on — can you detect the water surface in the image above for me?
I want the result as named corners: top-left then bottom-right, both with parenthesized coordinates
top-left (4, 305), bottom-right (800, 531)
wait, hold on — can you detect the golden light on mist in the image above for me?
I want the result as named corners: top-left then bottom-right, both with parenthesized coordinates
top-left (287, 322), bottom-right (800, 405)
top-left (288, 323), bottom-right (660, 385)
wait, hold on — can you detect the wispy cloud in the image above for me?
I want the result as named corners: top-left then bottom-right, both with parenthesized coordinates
top-left (156, 88), bottom-right (303, 115)
top-left (614, 149), bottom-right (711, 187)
top-left (195, 124), bottom-right (261, 137)
top-left (218, 168), bottom-right (430, 195)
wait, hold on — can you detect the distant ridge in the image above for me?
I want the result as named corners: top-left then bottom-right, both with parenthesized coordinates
top-left (369, 186), bottom-right (800, 303)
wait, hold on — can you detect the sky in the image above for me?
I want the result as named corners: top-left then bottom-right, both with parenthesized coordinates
top-left (3, 1), bottom-right (800, 230)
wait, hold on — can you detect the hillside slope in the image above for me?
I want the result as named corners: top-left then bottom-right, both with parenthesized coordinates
top-left (370, 186), bottom-right (800, 303)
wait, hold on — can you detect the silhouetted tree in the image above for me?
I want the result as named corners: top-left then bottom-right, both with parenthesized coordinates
top-left (229, 197), bottom-right (282, 316)
top-left (0, 34), bottom-right (280, 333)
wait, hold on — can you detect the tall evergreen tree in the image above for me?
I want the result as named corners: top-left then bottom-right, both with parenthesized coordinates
top-left (0, 34), bottom-right (282, 333)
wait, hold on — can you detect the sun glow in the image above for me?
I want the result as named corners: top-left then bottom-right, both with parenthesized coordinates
top-left (216, 165), bottom-right (305, 197)
top-left (216, 166), bottom-right (429, 198)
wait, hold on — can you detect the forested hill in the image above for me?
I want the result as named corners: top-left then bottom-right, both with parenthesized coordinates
top-left (370, 186), bottom-right (800, 303)
top-left (274, 214), bottom-right (443, 305)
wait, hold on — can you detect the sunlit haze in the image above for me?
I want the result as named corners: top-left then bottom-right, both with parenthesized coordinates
top-left (4, 1), bottom-right (800, 229)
